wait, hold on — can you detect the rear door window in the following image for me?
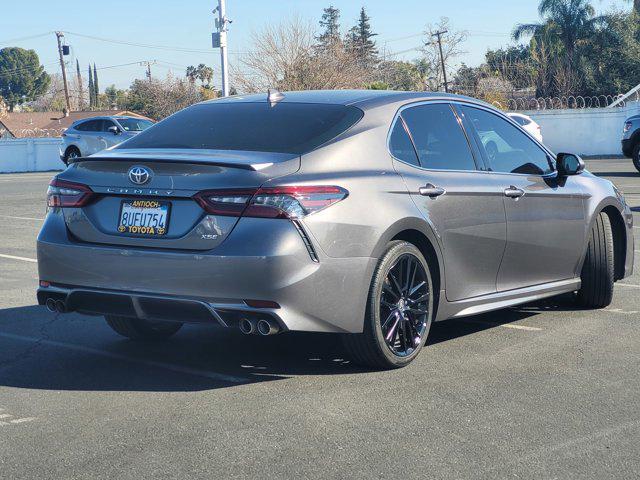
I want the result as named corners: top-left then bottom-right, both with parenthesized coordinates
top-left (462, 106), bottom-right (553, 175)
top-left (76, 120), bottom-right (102, 132)
top-left (400, 104), bottom-right (477, 171)
top-left (389, 119), bottom-right (419, 166)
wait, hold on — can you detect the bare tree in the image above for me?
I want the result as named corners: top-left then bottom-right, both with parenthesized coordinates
top-left (419, 18), bottom-right (467, 91)
top-left (232, 17), bottom-right (368, 93)
top-left (124, 75), bottom-right (202, 119)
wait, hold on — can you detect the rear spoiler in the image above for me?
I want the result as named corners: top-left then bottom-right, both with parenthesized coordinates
top-left (69, 156), bottom-right (268, 171)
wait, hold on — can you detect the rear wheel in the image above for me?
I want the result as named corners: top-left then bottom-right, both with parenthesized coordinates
top-left (576, 212), bottom-right (615, 309)
top-left (343, 241), bottom-right (434, 369)
top-left (63, 146), bottom-right (81, 165)
top-left (632, 142), bottom-right (640, 173)
top-left (105, 316), bottom-right (183, 340)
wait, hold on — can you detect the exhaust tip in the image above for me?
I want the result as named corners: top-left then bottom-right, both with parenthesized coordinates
top-left (54, 300), bottom-right (66, 314)
top-left (257, 319), bottom-right (280, 336)
top-left (45, 298), bottom-right (57, 312)
top-left (239, 318), bottom-right (256, 335)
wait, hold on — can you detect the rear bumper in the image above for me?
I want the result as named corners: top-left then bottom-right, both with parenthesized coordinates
top-left (37, 211), bottom-right (376, 333)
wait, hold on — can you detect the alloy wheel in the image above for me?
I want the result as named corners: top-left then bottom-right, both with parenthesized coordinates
top-left (380, 253), bottom-right (430, 357)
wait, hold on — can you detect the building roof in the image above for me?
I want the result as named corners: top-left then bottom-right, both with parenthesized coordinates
top-left (0, 110), bottom-right (151, 138)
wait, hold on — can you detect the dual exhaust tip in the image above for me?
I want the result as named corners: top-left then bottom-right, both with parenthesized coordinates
top-left (239, 318), bottom-right (280, 336)
top-left (45, 297), bottom-right (66, 314)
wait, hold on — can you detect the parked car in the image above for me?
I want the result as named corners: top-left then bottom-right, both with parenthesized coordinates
top-left (60, 116), bottom-right (154, 164)
top-left (507, 112), bottom-right (543, 143)
top-left (38, 91), bottom-right (634, 369)
top-left (621, 114), bottom-right (640, 173)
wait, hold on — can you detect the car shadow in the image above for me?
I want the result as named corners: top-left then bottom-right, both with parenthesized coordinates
top-left (0, 297), bottom-right (575, 392)
top-left (591, 171), bottom-right (639, 178)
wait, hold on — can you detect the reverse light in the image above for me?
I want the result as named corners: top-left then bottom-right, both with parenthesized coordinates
top-left (47, 178), bottom-right (95, 208)
top-left (193, 186), bottom-right (348, 219)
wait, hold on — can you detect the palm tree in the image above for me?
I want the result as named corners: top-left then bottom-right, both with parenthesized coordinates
top-left (513, 0), bottom-right (600, 69)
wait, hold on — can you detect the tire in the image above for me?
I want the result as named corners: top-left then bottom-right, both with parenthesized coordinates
top-left (105, 315), bottom-right (183, 340)
top-left (343, 241), bottom-right (434, 369)
top-left (576, 212), bottom-right (615, 309)
top-left (63, 146), bottom-right (81, 165)
top-left (633, 142), bottom-right (640, 174)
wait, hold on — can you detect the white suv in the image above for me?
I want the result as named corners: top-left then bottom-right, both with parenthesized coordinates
top-left (60, 116), bottom-right (154, 164)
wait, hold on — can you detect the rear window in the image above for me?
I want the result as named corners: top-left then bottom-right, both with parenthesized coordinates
top-left (119, 102), bottom-right (364, 154)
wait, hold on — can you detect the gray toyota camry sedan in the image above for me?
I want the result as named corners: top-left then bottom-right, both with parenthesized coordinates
top-left (37, 90), bottom-right (635, 369)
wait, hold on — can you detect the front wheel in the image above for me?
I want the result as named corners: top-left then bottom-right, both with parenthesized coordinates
top-left (632, 143), bottom-right (640, 173)
top-left (105, 316), bottom-right (183, 340)
top-left (343, 241), bottom-right (434, 369)
top-left (576, 212), bottom-right (615, 309)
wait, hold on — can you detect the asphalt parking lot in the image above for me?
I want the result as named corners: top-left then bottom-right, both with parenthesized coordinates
top-left (0, 158), bottom-right (638, 479)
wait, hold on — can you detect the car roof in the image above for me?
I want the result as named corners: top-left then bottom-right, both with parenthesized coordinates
top-left (204, 89), bottom-right (490, 110)
top-left (71, 116), bottom-right (148, 126)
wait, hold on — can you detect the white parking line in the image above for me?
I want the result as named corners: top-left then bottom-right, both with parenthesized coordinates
top-left (0, 253), bottom-right (37, 263)
top-left (0, 332), bottom-right (249, 384)
top-left (0, 214), bottom-right (43, 221)
top-left (618, 283), bottom-right (640, 289)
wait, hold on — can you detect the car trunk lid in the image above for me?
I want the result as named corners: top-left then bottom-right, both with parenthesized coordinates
top-left (58, 149), bottom-right (299, 250)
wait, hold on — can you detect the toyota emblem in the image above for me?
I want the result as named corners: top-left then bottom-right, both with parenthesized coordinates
top-left (128, 166), bottom-right (151, 185)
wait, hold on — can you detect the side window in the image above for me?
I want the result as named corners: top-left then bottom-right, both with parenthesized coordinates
top-left (401, 104), bottom-right (477, 171)
top-left (389, 119), bottom-right (419, 166)
top-left (78, 120), bottom-right (100, 132)
top-left (463, 106), bottom-right (552, 175)
top-left (102, 120), bottom-right (116, 132)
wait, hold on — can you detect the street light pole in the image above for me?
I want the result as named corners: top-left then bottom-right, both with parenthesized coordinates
top-left (217, 0), bottom-right (230, 97)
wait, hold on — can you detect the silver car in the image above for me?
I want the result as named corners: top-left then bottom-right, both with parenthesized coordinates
top-left (60, 116), bottom-right (154, 164)
top-left (38, 91), bottom-right (634, 369)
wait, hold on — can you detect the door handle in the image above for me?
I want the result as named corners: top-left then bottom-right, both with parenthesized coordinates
top-left (419, 184), bottom-right (446, 198)
top-left (504, 186), bottom-right (525, 198)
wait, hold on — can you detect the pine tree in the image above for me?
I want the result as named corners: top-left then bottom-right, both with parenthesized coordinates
top-left (88, 65), bottom-right (94, 109)
top-left (346, 7), bottom-right (378, 65)
top-left (93, 63), bottom-right (100, 108)
top-left (317, 5), bottom-right (341, 49)
top-left (76, 60), bottom-right (84, 110)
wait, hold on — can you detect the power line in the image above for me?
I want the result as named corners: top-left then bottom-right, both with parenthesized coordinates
top-left (63, 31), bottom-right (215, 54)
top-left (0, 32), bottom-right (52, 46)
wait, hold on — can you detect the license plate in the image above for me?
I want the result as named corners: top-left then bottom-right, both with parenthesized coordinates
top-left (117, 199), bottom-right (170, 237)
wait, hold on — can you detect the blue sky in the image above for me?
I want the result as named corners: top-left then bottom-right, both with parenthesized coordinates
top-left (0, 0), bottom-right (629, 90)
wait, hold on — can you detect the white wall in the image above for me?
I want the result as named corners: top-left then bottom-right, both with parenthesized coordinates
top-left (0, 138), bottom-right (64, 173)
top-left (517, 102), bottom-right (640, 156)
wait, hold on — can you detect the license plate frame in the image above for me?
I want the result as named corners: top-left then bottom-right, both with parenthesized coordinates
top-left (117, 199), bottom-right (171, 237)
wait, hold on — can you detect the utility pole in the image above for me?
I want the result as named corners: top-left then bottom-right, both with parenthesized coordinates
top-left (140, 61), bottom-right (156, 82)
top-left (55, 32), bottom-right (72, 112)
top-left (431, 30), bottom-right (449, 93)
top-left (213, 0), bottom-right (230, 96)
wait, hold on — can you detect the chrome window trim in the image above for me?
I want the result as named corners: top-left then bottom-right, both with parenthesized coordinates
top-left (386, 99), bottom-right (482, 174)
top-left (456, 102), bottom-right (558, 178)
top-left (386, 97), bottom-right (558, 179)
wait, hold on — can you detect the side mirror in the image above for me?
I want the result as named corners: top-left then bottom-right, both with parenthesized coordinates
top-left (556, 153), bottom-right (585, 176)
top-left (107, 125), bottom-right (120, 135)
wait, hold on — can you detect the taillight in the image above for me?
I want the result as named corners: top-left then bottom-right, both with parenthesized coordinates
top-left (47, 178), bottom-right (95, 208)
top-left (193, 189), bottom-right (255, 216)
top-left (193, 186), bottom-right (348, 219)
top-left (624, 121), bottom-right (632, 133)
